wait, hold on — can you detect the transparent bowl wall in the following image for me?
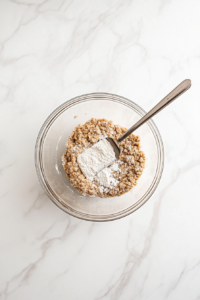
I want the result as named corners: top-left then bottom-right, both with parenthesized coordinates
top-left (35, 93), bottom-right (164, 221)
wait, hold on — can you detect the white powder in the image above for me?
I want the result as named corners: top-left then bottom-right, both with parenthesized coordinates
top-left (96, 162), bottom-right (120, 188)
top-left (77, 139), bottom-right (116, 181)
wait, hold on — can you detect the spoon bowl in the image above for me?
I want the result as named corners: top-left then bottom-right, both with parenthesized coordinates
top-left (106, 137), bottom-right (121, 159)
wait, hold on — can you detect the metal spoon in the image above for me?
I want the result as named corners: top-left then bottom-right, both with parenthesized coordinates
top-left (107, 79), bottom-right (191, 159)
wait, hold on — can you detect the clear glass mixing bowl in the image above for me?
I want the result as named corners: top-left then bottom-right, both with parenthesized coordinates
top-left (35, 93), bottom-right (164, 221)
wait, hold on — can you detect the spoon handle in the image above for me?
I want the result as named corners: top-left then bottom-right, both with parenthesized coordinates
top-left (117, 79), bottom-right (191, 143)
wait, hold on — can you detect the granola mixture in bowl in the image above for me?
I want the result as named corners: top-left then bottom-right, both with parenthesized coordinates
top-left (62, 118), bottom-right (145, 198)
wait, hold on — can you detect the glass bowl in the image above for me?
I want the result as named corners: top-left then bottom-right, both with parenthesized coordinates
top-left (35, 93), bottom-right (164, 222)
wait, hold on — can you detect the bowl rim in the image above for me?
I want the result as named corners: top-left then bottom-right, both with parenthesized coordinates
top-left (35, 92), bottom-right (164, 222)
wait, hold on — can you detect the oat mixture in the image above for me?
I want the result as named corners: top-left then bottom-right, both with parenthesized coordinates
top-left (62, 118), bottom-right (146, 198)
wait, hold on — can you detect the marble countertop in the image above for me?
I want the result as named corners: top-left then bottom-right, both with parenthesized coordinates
top-left (1, 0), bottom-right (200, 299)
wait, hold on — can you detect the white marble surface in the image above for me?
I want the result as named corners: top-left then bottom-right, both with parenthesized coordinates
top-left (0, 0), bottom-right (200, 299)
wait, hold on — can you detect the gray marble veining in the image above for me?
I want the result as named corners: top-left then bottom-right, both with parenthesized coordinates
top-left (0, 0), bottom-right (200, 299)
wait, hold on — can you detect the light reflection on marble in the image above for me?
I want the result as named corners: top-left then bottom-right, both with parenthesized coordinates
top-left (0, 0), bottom-right (200, 299)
